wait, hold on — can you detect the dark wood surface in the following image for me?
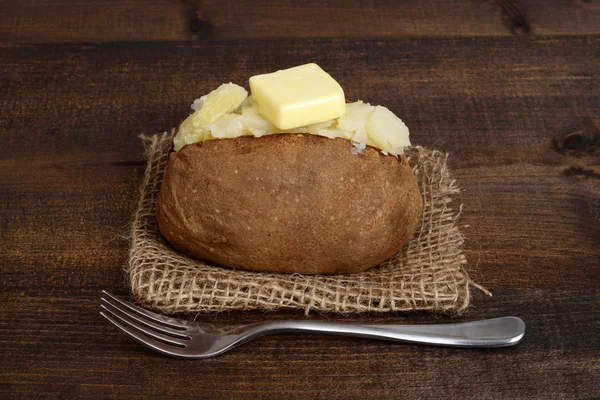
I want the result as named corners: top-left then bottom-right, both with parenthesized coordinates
top-left (1, 1), bottom-right (599, 399)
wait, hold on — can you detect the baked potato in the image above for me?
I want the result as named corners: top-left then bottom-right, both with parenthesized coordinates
top-left (156, 133), bottom-right (422, 274)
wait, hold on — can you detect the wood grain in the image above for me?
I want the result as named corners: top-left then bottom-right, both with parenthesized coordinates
top-left (1, 0), bottom-right (599, 43)
top-left (1, 0), bottom-right (599, 398)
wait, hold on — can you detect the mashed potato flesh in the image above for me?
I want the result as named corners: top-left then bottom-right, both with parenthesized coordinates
top-left (173, 83), bottom-right (411, 155)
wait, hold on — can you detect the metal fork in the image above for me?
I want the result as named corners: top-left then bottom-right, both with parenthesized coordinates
top-left (100, 291), bottom-right (525, 358)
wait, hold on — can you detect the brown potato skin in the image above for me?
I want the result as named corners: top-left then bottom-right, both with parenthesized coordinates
top-left (156, 134), bottom-right (422, 274)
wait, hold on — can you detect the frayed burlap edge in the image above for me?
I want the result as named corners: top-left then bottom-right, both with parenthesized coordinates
top-left (127, 130), bottom-right (487, 315)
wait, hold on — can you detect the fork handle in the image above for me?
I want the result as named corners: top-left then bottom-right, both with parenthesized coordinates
top-left (245, 317), bottom-right (525, 348)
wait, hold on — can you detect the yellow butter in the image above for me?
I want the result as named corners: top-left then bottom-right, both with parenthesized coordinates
top-left (249, 63), bottom-right (346, 130)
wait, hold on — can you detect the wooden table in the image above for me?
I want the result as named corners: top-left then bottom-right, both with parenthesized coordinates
top-left (1, 1), bottom-right (598, 398)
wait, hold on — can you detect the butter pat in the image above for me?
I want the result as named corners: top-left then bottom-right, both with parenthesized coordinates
top-left (249, 63), bottom-right (345, 130)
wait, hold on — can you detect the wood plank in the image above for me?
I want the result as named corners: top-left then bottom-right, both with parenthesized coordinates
top-left (1, 0), bottom-right (599, 43)
top-left (1, 37), bottom-right (598, 155)
top-left (197, 0), bottom-right (600, 39)
top-left (1, 291), bottom-right (598, 399)
top-left (0, 0), bottom-right (185, 43)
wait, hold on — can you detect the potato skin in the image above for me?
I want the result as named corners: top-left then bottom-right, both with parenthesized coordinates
top-left (156, 134), bottom-right (422, 274)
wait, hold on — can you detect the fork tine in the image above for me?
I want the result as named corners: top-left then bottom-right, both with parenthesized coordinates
top-left (101, 298), bottom-right (191, 339)
top-left (101, 291), bottom-right (186, 330)
top-left (100, 311), bottom-right (186, 358)
top-left (100, 304), bottom-right (187, 347)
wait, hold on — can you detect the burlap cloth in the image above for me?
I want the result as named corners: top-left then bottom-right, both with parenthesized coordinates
top-left (127, 131), bottom-right (485, 315)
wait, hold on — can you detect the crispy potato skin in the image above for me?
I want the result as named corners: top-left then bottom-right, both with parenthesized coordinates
top-left (156, 134), bottom-right (422, 274)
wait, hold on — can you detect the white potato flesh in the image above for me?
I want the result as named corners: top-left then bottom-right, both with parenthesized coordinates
top-left (366, 106), bottom-right (411, 154)
top-left (174, 87), bottom-right (411, 155)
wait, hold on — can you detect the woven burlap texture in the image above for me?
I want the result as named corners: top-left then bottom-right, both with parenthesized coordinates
top-left (128, 131), bottom-right (475, 315)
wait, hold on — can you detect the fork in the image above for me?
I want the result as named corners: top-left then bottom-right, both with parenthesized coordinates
top-left (100, 291), bottom-right (526, 358)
